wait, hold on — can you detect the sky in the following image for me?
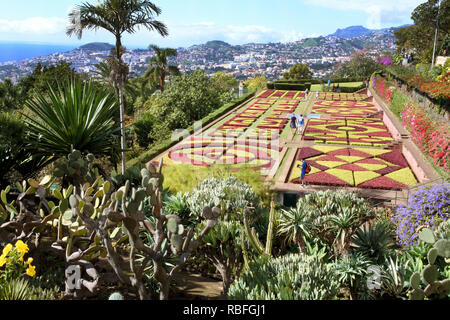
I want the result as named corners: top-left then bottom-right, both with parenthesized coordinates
top-left (0, 0), bottom-right (426, 49)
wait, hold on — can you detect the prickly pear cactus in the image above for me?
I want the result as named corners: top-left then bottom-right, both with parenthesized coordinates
top-left (53, 149), bottom-right (98, 186)
top-left (409, 224), bottom-right (450, 300)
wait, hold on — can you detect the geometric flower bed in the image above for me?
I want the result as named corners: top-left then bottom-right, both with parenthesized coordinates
top-left (257, 90), bottom-right (306, 100)
top-left (312, 100), bottom-right (378, 117)
top-left (318, 92), bottom-right (368, 101)
top-left (289, 146), bottom-right (418, 189)
top-left (303, 117), bottom-right (394, 146)
top-left (163, 136), bottom-right (280, 171)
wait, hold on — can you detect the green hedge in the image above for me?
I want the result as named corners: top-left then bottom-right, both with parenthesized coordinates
top-left (271, 77), bottom-right (365, 85)
top-left (127, 91), bottom-right (256, 167)
top-left (267, 82), bottom-right (312, 90)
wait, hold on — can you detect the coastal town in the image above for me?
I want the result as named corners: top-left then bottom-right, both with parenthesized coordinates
top-left (0, 27), bottom-right (397, 82)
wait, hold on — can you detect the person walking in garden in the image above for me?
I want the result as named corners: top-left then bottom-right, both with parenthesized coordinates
top-left (305, 88), bottom-right (309, 99)
top-left (289, 113), bottom-right (297, 134)
top-left (316, 91), bottom-right (319, 99)
top-left (297, 114), bottom-right (305, 135)
top-left (297, 159), bottom-right (310, 188)
top-left (336, 83), bottom-right (340, 92)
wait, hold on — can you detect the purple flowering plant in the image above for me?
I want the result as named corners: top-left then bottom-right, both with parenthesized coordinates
top-left (377, 56), bottom-right (394, 66)
top-left (391, 183), bottom-right (450, 247)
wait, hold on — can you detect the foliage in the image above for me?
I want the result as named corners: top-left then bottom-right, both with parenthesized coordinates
top-left (198, 220), bottom-right (244, 295)
top-left (408, 224), bottom-right (450, 299)
top-left (392, 182), bottom-right (450, 247)
top-left (277, 201), bottom-right (314, 254)
top-left (351, 218), bottom-right (397, 264)
top-left (52, 149), bottom-right (99, 187)
top-left (134, 112), bottom-right (158, 147)
top-left (0, 159), bottom-right (221, 300)
top-left (244, 74), bottom-right (267, 92)
top-left (211, 71), bottom-right (239, 91)
top-left (228, 254), bottom-right (340, 300)
top-left (187, 176), bottom-right (260, 222)
top-left (401, 104), bottom-right (449, 171)
top-left (145, 69), bottom-right (233, 138)
top-left (334, 52), bottom-right (380, 79)
top-left (0, 112), bottom-right (29, 187)
top-left (283, 63), bottom-right (312, 81)
top-left (0, 278), bottom-right (56, 300)
top-left (285, 190), bottom-right (376, 257)
top-left (143, 44), bottom-right (180, 92)
top-left (23, 79), bottom-right (121, 164)
top-left (333, 252), bottom-right (371, 299)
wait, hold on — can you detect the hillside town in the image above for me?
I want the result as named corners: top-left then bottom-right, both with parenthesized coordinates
top-left (0, 27), bottom-right (397, 83)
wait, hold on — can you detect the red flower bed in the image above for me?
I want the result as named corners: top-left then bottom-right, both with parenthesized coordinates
top-left (405, 75), bottom-right (450, 100)
top-left (401, 104), bottom-right (449, 172)
top-left (258, 90), bottom-right (274, 98)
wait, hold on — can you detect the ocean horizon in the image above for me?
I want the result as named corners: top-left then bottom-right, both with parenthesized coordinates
top-left (0, 42), bottom-right (77, 64)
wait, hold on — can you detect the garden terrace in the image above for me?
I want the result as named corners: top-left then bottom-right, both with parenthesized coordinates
top-left (150, 88), bottom-right (439, 203)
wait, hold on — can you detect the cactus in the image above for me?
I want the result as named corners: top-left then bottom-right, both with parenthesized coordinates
top-left (243, 196), bottom-right (276, 258)
top-left (108, 292), bottom-right (124, 300)
top-left (53, 149), bottom-right (98, 186)
top-left (408, 226), bottom-right (450, 300)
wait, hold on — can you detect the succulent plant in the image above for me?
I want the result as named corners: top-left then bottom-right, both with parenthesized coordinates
top-left (408, 224), bottom-right (450, 300)
top-left (53, 149), bottom-right (98, 186)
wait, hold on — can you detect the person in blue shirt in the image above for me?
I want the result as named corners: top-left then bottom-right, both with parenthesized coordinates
top-left (297, 159), bottom-right (309, 188)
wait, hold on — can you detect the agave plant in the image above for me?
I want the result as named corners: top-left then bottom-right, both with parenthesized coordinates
top-left (334, 252), bottom-right (371, 300)
top-left (351, 219), bottom-right (397, 264)
top-left (23, 79), bottom-right (121, 164)
top-left (278, 203), bottom-right (314, 254)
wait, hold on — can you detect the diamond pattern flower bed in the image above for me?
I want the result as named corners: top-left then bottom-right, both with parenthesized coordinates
top-left (303, 117), bottom-right (393, 146)
top-left (289, 146), bottom-right (418, 189)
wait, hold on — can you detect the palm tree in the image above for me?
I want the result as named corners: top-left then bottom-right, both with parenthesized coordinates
top-left (143, 44), bottom-right (180, 92)
top-left (67, 0), bottom-right (168, 174)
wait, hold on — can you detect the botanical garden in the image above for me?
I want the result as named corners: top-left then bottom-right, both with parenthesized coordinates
top-left (0, 0), bottom-right (449, 302)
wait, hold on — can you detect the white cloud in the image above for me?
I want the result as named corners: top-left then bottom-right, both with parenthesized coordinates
top-left (304, 0), bottom-right (424, 26)
top-left (0, 17), bottom-right (66, 34)
top-left (147, 21), bottom-right (309, 45)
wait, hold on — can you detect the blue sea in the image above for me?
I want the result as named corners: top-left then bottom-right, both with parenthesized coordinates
top-left (0, 43), bottom-right (77, 63)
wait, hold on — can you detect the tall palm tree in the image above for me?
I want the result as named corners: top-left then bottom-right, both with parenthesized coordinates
top-left (143, 44), bottom-right (180, 92)
top-left (67, 0), bottom-right (168, 174)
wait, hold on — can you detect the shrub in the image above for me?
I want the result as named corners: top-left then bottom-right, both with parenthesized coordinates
top-left (391, 182), bottom-right (450, 247)
top-left (351, 218), bottom-right (397, 263)
top-left (228, 254), bottom-right (340, 300)
top-left (187, 176), bottom-right (260, 222)
top-left (134, 112), bottom-right (157, 147)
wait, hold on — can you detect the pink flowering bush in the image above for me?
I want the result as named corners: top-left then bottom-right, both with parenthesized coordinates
top-left (401, 105), bottom-right (449, 172)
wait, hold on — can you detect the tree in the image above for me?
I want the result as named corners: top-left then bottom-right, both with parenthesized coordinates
top-left (334, 51), bottom-right (379, 79)
top-left (143, 44), bottom-right (180, 92)
top-left (244, 74), bottom-right (267, 92)
top-left (146, 69), bottom-right (232, 138)
top-left (411, 0), bottom-right (450, 35)
top-left (395, 0), bottom-right (449, 62)
top-left (67, 0), bottom-right (168, 174)
top-left (210, 71), bottom-right (238, 92)
top-left (283, 63), bottom-right (312, 81)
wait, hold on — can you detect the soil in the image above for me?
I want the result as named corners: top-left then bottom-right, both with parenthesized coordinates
top-left (173, 271), bottom-right (225, 300)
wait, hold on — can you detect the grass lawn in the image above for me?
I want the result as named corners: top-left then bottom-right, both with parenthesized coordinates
top-left (310, 82), bottom-right (364, 91)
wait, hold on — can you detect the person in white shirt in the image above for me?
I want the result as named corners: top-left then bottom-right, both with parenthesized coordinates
top-left (297, 114), bottom-right (305, 135)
